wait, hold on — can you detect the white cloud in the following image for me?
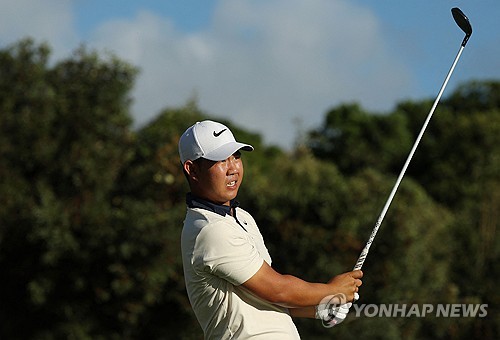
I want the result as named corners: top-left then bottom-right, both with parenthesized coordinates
top-left (88, 0), bottom-right (413, 147)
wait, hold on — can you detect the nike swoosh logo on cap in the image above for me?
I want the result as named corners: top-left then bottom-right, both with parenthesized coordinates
top-left (213, 129), bottom-right (227, 137)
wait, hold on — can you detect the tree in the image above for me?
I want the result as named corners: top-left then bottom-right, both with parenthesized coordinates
top-left (304, 83), bottom-right (500, 338)
top-left (307, 103), bottom-right (413, 175)
top-left (0, 39), bottom-right (168, 338)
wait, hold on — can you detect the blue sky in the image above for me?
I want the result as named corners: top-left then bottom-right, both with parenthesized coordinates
top-left (1, 0), bottom-right (499, 147)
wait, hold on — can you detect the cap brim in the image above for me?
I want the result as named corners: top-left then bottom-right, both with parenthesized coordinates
top-left (203, 142), bottom-right (253, 162)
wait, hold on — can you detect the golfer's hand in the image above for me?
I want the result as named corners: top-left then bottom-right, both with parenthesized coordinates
top-left (327, 270), bottom-right (363, 302)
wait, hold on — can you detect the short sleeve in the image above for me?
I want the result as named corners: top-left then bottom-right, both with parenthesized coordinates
top-left (193, 221), bottom-right (264, 286)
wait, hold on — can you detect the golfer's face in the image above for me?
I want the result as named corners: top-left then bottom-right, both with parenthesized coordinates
top-left (196, 151), bottom-right (244, 206)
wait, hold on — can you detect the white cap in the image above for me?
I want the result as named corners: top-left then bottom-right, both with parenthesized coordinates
top-left (178, 120), bottom-right (254, 164)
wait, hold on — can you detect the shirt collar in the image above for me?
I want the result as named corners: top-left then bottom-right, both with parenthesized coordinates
top-left (186, 193), bottom-right (240, 217)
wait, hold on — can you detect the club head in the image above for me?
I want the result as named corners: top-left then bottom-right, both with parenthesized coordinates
top-left (451, 7), bottom-right (472, 46)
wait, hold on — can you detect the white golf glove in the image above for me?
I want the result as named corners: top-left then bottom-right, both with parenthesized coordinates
top-left (316, 293), bottom-right (359, 327)
top-left (316, 302), bottom-right (351, 326)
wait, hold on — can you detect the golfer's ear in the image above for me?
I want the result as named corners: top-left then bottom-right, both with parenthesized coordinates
top-left (184, 160), bottom-right (198, 180)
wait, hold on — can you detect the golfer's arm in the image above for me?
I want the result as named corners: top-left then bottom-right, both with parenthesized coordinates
top-left (289, 306), bottom-right (316, 318)
top-left (241, 261), bottom-right (333, 309)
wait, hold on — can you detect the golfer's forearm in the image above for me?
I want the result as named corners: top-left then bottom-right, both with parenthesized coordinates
top-left (289, 306), bottom-right (316, 318)
top-left (270, 274), bottom-right (337, 308)
top-left (242, 262), bottom-right (357, 309)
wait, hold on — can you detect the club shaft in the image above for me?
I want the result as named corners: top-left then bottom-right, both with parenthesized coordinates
top-left (353, 45), bottom-right (465, 271)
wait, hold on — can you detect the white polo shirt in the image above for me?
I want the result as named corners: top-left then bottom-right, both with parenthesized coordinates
top-left (181, 195), bottom-right (301, 339)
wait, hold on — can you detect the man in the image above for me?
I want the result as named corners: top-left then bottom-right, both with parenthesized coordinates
top-left (179, 120), bottom-right (362, 339)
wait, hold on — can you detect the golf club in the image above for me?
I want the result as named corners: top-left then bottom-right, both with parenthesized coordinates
top-left (352, 7), bottom-right (472, 272)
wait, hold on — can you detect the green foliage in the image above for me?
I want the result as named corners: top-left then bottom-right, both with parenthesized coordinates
top-left (307, 82), bottom-right (499, 338)
top-left (308, 103), bottom-right (413, 175)
top-left (240, 149), bottom-right (349, 279)
top-left (0, 39), bottom-right (497, 339)
top-left (0, 39), bottom-right (185, 339)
